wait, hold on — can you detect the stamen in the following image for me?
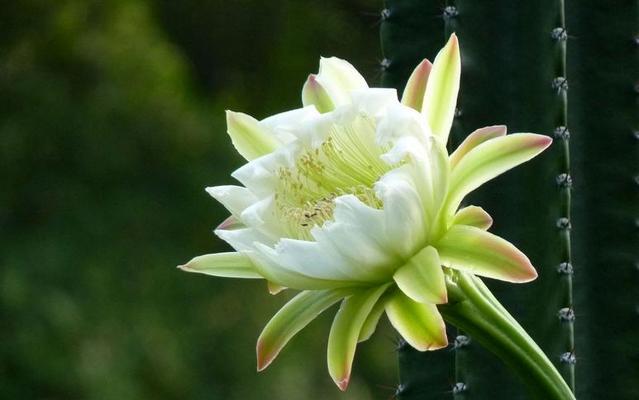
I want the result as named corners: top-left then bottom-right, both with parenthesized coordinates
top-left (274, 114), bottom-right (396, 239)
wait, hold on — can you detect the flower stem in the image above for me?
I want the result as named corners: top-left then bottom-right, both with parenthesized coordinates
top-left (440, 271), bottom-right (575, 400)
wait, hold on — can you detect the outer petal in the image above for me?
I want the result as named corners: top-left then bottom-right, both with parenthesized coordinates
top-left (453, 206), bottom-right (493, 230)
top-left (449, 125), bottom-right (507, 168)
top-left (422, 34), bottom-right (460, 144)
top-left (436, 225), bottom-right (538, 283)
top-left (327, 284), bottom-right (391, 391)
top-left (316, 57), bottom-right (368, 106)
top-left (385, 291), bottom-right (448, 351)
top-left (358, 294), bottom-right (388, 343)
top-left (178, 252), bottom-right (262, 279)
top-left (443, 133), bottom-right (553, 220)
top-left (393, 246), bottom-right (447, 304)
top-left (302, 74), bottom-right (335, 113)
top-left (401, 58), bottom-right (432, 111)
top-left (226, 111), bottom-right (280, 160)
top-left (257, 289), bottom-right (349, 371)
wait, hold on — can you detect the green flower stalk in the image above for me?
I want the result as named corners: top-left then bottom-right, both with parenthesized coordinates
top-left (180, 34), bottom-right (573, 398)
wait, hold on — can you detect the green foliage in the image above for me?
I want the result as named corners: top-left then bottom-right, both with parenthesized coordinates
top-left (381, 0), bottom-right (638, 399)
top-left (0, 1), bottom-right (390, 399)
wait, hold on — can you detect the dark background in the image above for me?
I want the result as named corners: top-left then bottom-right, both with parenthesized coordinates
top-left (0, 1), bottom-right (399, 399)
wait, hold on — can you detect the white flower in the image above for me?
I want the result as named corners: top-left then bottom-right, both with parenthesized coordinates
top-left (180, 34), bottom-right (552, 391)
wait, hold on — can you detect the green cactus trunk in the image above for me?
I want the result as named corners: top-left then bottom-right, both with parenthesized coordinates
top-left (381, 1), bottom-right (638, 399)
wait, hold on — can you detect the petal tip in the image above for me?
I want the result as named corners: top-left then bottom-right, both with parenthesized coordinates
top-left (333, 376), bottom-right (350, 391)
top-left (256, 340), bottom-right (274, 372)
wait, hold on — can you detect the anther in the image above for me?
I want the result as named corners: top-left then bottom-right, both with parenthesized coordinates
top-left (559, 352), bottom-right (577, 365)
top-left (452, 382), bottom-right (467, 394)
top-left (551, 27), bottom-right (568, 41)
top-left (395, 383), bottom-right (406, 396)
top-left (554, 126), bottom-right (570, 140)
top-left (454, 107), bottom-right (463, 118)
top-left (443, 6), bottom-right (459, 19)
top-left (380, 58), bottom-right (391, 71)
top-left (552, 77), bottom-right (569, 93)
top-left (556, 173), bottom-right (572, 188)
top-left (558, 307), bottom-right (575, 322)
top-left (454, 335), bottom-right (471, 348)
top-left (556, 217), bottom-right (571, 230)
top-left (557, 262), bottom-right (574, 275)
top-left (381, 8), bottom-right (391, 20)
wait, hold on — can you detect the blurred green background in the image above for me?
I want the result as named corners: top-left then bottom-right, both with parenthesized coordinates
top-left (0, 1), bottom-right (398, 399)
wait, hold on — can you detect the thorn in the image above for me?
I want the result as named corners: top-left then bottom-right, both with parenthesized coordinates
top-left (558, 307), bottom-right (576, 322)
top-left (443, 6), bottom-right (459, 19)
top-left (557, 262), bottom-right (574, 275)
top-left (556, 173), bottom-right (573, 188)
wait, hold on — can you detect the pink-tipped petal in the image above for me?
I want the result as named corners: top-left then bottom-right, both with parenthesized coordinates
top-left (256, 289), bottom-right (348, 371)
top-left (216, 215), bottom-right (244, 230)
top-left (385, 291), bottom-right (448, 351)
top-left (327, 284), bottom-right (390, 391)
top-left (393, 246), bottom-right (448, 304)
top-left (401, 58), bottom-right (432, 111)
top-left (450, 125), bottom-right (507, 168)
top-left (443, 133), bottom-right (553, 220)
top-left (302, 74), bottom-right (335, 113)
top-left (437, 225), bottom-right (538, 283)
top-left (178, 252), bottom-right (262, 279)
top-left (453, 206), bottom-right (493, 230)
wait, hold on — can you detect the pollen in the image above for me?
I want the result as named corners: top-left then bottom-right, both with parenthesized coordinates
top-left (275, 114), bottom-right (393, 239)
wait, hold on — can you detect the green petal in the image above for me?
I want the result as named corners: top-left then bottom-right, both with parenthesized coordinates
top-left (401, 58), bottom-right (432, 111)
top-left (422, 33), bottom-right (460, 143)
top-left (449, 125), bottom-right (507, 168)
top-left (178, 252), bottom-right (262, 279)
top-left (453, 206), bottom-right (493, 230)
top-left (301, 74), bottom-right (335, 113)
top-left (443, 133), bottom-right (552, 219)
top-left (257, 289), bottom-right (348, 371)
top-left (358, 295), bottom-right (387, 343)
top-left (385, 291), bottom-right (448, 351)
top-left (436, 225), bottom-right (538, 283)
top-left (327, 284), bottom-right (390, 391)
top-left (266, 281), bottom-right (286, 295)
top-left (393, 246), bottom-right (447, 304)
top-left (226, 110), bottom-right (280, 160)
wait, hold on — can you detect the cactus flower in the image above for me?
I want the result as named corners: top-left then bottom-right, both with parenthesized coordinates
top-left (180, 34), bottom-right (553, 391)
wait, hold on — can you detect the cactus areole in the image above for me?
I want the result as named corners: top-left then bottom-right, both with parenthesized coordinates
top-left (179, 35), bottom-right (574, 399)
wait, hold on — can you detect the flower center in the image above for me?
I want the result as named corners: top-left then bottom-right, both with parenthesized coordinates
top-left (275, 113), bottom-right (394, 240)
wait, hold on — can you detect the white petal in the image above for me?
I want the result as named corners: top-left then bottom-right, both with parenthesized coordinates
top-left (375, 165), bottom-right (428, 258)
top-left (205, 185), bottom-right (257, 216)
top-left (273, 238), bottom-right (368, 281)
top-left (309, 196), bottom-right (400, 281)
top-left (215, 227), bottom-right (276, 251)
top-left (260, 106), bottom-right (320, 144)
top-left (376, 102), bottom-right (432, 150)
top-left (349, 88), bottom-right (399, 117)
top-left (251, 243), bottom-right (367, 289)
top-left (316, 57), bottom-right (368, 106)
